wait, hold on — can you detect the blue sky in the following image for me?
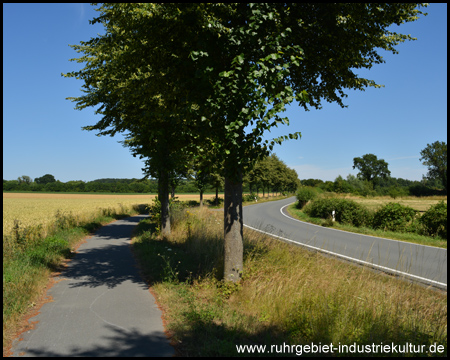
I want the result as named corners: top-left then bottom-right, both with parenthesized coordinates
top-left (3, 3), bottom-right (447, 183)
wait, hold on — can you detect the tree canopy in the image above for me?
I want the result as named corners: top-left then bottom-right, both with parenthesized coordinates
top-left (353, 154), bottom-right (391, 186)
top-left (34, 174), bottom-right (56, 185)
top-left (246, 154), bottom-right (299, 196)
top-left (63, 3), bottom-right (427, 281)
top-left (420, 141), bottom-right (447, 192)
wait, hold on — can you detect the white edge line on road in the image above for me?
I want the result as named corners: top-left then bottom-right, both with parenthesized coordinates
top-left (243, 220), bottom-right (447, 290)
top-left (279, 202), bottom-right (448, 250)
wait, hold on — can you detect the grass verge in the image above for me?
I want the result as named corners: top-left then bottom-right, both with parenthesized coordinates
top-left (131, 206), bottom-right (447, 357)
top-left (2, 204), bottom-right (147, 351)
top-left (286, 203), bottom-right (447, 249)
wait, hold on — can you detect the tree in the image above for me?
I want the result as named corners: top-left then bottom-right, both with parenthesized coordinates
top-left (353, 154), bottom-right (391, 186)
top-left (209, 171), bottom-right (224, 206)
top-left (17, 175), bottom-right (32, 184)
top-left (420, 141), bottom-right (447, 191)
top-left (245, 154), bottom-right (299, 196)
top-left (286, 168), bottom-right (301, 193)
top-left (301, 179), bottom-right (324, 187)
top-left (64, 3), bottom-right (427, 282)
top-left (3, 180), bottom-right (19, 191)
top-left (189, 168), bottom-right (210, 208)
top-left (123, 125), bottom-right (193, 235)
top-left (296, 186), bottom-right (317, 209)
top-left (63, 3), bottom-right (197, 236)
top-left (44, 181), bottom-right (65, 192)
top-left (334, 175), bottom-right (351, 194)
top-left (35, 174), bottom-right (56, 185)
top-left (187, 3), bottom-right (426, 281)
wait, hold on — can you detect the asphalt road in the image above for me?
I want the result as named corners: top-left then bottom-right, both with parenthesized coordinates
top-left (10, 215), bottom-right (175, 357)
top-left (243, 197), bottom-right (447, 290)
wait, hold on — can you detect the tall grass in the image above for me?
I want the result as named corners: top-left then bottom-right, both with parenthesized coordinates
top-left (132, 206), bottom-right (447, 357)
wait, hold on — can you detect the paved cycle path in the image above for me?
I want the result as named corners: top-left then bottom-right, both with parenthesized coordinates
top-left (10, 215), bottom-right (175, 357)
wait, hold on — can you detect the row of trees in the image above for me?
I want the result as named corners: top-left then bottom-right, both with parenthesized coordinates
top-left (9, 140), bottom-right (444, 197)
top-left (302, 143), bottom-right (447, 197)
top-left (4, 154), bottom-right (300, 195)
top-left (4, 177), bottom-right (157, 193)
top-left (350, 143), bottom-right (447, 192)
top-left (245, 154), bottom-right (300, 196)
top-left (62, 3), bottom-right (427, 281)
top-left (302, 175), bottom-right (444, 198)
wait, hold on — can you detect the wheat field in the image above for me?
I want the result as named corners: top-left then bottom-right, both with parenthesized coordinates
top-left (3, 192), bottom-right (215, 238)
top-left (331, 194), bottom-right (447, 212)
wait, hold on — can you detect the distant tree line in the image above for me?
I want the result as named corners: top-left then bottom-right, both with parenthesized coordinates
top-left (5, 144), bottom-right (445, 198)
top-left (4, 177), bottom-right (159, 193)
top-left (301, 146), bottom-right (447, 198)
top-left (301, 175), bottom-right (445, 198)
top-left (9, 173), bottom-right (444, 197)
top-left (3, 155), bottom-right (300, 195)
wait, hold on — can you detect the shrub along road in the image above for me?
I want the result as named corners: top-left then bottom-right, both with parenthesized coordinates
top-left (244, 197), bottom-right (447, 290)
top-left (9, 215), bottom-right (174, 357)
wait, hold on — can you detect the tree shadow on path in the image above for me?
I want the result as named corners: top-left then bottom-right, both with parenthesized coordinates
top-left (62, 216), bottom-right (149, 290)
top-left (21, 325), bottom-right (174, 357)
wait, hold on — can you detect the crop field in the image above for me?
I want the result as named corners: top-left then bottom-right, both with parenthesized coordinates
top-left (332, 194), bottom-right (447, 213)
top-left (2, 192), bottom-right (216, 238)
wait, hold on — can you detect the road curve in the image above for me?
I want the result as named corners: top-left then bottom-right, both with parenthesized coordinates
top-left (243, 197), bottom-right (447, 290)
top-left (10, 215), bottom-right (175, 357)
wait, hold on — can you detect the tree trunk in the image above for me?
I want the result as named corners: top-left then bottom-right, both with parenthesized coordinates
top-left (223, 169), bottom-right (243, 282)
top-left (158, 170), bottom-right (170, 236)
top-left (215, 186), bottom-right (219, 206)
top-left (199, 190), bottom-right (204, 208)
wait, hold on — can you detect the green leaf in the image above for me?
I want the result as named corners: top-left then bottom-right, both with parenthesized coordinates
top-left (296, 90), bottom-right (309, 102)
top-left (234, 53), bottom-right (245, 65)
top-left (189, 51), bottom-right (199, 61)
top-left (219, 70), bottom-right (234, 78)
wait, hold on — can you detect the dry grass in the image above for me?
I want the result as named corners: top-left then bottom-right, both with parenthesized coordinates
top-left (132, 206), bottom-right (447, 356)
top-left (234, 234), bottom-right (447, 345)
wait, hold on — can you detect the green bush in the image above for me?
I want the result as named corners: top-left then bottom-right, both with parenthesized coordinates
top-left (372, 202), bottom-right (417, 232)
top-left (206, 197), bottom-right (224, 206)
top-left (296, 187), bottom-right (317, 209)
top-left (243, 193), bottom-right (259, 202)
top-left (303, 198), bottom-right (373, 227)
top-left (27, 236), bottom-right (70, 268)
top-left (388, 186), bottom-right (409, 199)
top-left (419, 201), bottom-right (447, 239)
top-left (147, 197), bottom-right (162, 233)
top-left (339, 202), bottom-right (373, 228)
